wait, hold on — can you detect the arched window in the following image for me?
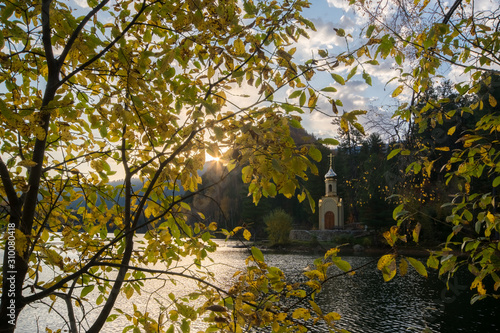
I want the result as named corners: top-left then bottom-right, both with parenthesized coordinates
top-left (328, 184), bottom-right (333, 193)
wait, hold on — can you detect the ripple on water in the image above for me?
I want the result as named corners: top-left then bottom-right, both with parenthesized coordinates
top-left (14, 245), bottom-right (500, 333)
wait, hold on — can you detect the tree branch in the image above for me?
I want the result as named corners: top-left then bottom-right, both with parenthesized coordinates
top-left (442, 0), bottom-right (462, 24)
top-left (0, 156), bottom-right (19, 215)
top-left (59, 0), bottom-right (155, 87)
top-left (41, 0), bottom-right (56, 72)
top-left (57, 0), bottom-right (110, 68)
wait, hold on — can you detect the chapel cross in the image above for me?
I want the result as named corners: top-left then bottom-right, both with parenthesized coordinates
top-left (329, 153), bottom-right (334, 169)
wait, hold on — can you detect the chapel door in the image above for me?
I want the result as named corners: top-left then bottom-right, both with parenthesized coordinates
top-left (325, 211), bottom-right (335, 229)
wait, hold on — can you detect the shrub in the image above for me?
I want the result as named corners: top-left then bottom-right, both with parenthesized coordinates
top-left (264, 209), bottom-right (293, 246)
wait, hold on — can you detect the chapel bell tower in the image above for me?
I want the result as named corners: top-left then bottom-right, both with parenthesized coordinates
top-left (318, 153), bottom-right (344, 229)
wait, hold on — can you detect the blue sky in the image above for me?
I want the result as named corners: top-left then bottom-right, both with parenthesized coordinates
top-left (67, 0), bottom-right (401, 143)
top-left (291, 0), bottom-right (400, 141)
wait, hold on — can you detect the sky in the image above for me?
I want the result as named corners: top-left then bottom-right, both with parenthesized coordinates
top-left (4, 0), bottom-right (496, 179)
top-left (65, 0), bottom-right (408, 143)
top-left (293, 0), bottom-right (497, 142)
top-left (287, 0), bottom-right (402, 141)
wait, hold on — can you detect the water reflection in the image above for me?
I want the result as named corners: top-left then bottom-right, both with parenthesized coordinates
top-left (15, 243), bottom-right (500, 333)
top-left (264, 253), bottom-right (500, 333)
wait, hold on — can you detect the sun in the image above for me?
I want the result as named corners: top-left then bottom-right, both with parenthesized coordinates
top-left (206, 153), bottom-right (221, 163)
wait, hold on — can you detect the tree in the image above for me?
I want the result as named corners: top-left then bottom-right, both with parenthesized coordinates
top-left (0, 1), bottom-right (363, 332)
top-left (264, 208), bottom-right (293, 246)
top-left (347, 0), bottom-right (500, 298)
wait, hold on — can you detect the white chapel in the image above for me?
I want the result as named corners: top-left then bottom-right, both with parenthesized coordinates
top-left (318, 154), bottom-right (344, 229)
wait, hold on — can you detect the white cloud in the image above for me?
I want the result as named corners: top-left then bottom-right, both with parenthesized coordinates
top-left (326, 0), bottom-right (352, 12)
top-left (294, 19), bottom-right (346, 59)
top-left (298, 79), bottom-right (379, 139)
top-left (73, 0), bottom-right (89, 8)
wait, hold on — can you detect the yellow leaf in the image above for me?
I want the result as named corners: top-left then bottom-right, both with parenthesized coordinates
top-left (447, 126), bottom-right (456, 136)
top-left (207, 66), bottom-right (215, 79)
top-left (324, 311), bottom-right (341, 322)
top-left (309, 300), bottom-right (323, 315)
top-left (477, 281), bottom-right (487, 295)
top-left (486, 212), bottom-right (495, 223)
top-left (383, 230), bottom-right (395, 246)
top-left (377, 254), bottom-right (395, 271)
top-left (243, 229), bottom-right (251, 241)
top-left (42, 247), bottom-right (64, 270)
top-left (413, 222), bottom-right (422, 243)
top-left (35, 126), bottom-right (46, 140)
top-left (276, 313), bottom-right (287, 322)
top-left (292, 308), bottom-right (311, 320)
top-left (392, 85), bottom-right (404, 97)
top-left (407, 257), bottom-right (428, 278)
top-left (18, 160), bottom-right (38, 168)
top-left (124, 285), bottom-right (134, 299)
top-left (357, 47), bottom-right (365, 58)
top-left (15, 229), bottom-right (28, 257)
top-left (215, 91), bottom-right (226, 106)
top-left (234, 39), bottom-right (245, 55)
top-left (489, 94), bottom-right (497, 107)
top-left (208, 222), bottom-right (218, 231)
top-left (308, 93), bottom-right (318, 109)
top-left (340, 117), bottom-right (349, 132)
top-left (399, 258), bottom-right (408, 276)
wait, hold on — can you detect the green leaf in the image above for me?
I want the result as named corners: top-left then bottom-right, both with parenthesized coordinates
top-left (306, 189), bottom-right (316, 213)
top-left (181, 319), bottom-right (190, 333)
top-left (362, 72), bottom-right (372, 86)
top-left (242, 165), bottom-right (253, 183)
top-left (106, 314), bottom-right (119, 322)
top-left (335, 28), bottom-right (345, 37)
top-left (289, 90), bottom-right (302, 99)
top-left (251, 246), bottom-right (265, 262)
top-left (347, 66), bottom-right (358, 81)
top-left (407, 257), bottom-right (428, 278)
top-left (318, 138), bottom-right (339, 146)
top-left (427, 255), bottom-right (439, 269)
top-left (387, 148), bottom-right (401, 160)
top-left (330, 73), bottom-right (345, 85)
top-left (321, 86), bottom-right (337, 93)
top-left (308, 146), bottom-right (322, 162)
top-left (366, 25), bottom-right (376, 38)
top-left (289, 118), bottom-right (302, 128)
top-left (493, 176), bottom-right (500, 187)
top-left (332, 257), bottom-right (351, 272)
top-left (81, 285), bottom-right (94, 298)
top-left (299, 91), bottom-right (306, 107)
top-left (393, 203), bottom-right (405, 220)
top-left (395, 54), bottom-right (402, 66)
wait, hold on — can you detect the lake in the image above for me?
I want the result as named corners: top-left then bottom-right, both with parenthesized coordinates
top-left (13, 240), bottom-right (500, 332)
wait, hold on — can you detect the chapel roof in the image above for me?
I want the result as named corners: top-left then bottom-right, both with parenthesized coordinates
top-left (325, 167), bottom-right (337, 179)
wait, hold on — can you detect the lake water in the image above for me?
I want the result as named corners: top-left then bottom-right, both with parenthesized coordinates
top-left (13, 240), bottom-right (500, 332)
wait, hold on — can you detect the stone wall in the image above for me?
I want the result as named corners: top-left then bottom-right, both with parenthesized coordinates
top-left (289, 230), bottom-right (356, 242)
